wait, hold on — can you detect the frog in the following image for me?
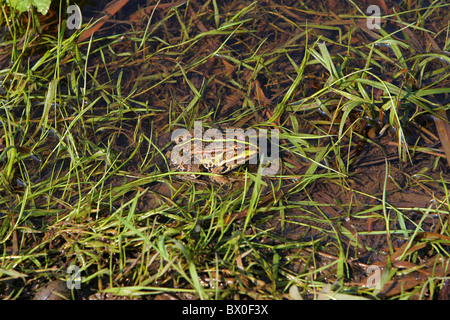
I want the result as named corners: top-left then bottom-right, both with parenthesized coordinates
top-left (166, 127), bottom-right (259, 184)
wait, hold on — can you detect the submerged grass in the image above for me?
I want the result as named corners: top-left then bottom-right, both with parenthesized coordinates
top-left (0, 0), bottom-right (449, 300)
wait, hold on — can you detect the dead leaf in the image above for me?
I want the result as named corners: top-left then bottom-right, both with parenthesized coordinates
top-left (433, 110), bottom-right (450, 167)
top-left (78, 0), bottom-right (130, 43)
